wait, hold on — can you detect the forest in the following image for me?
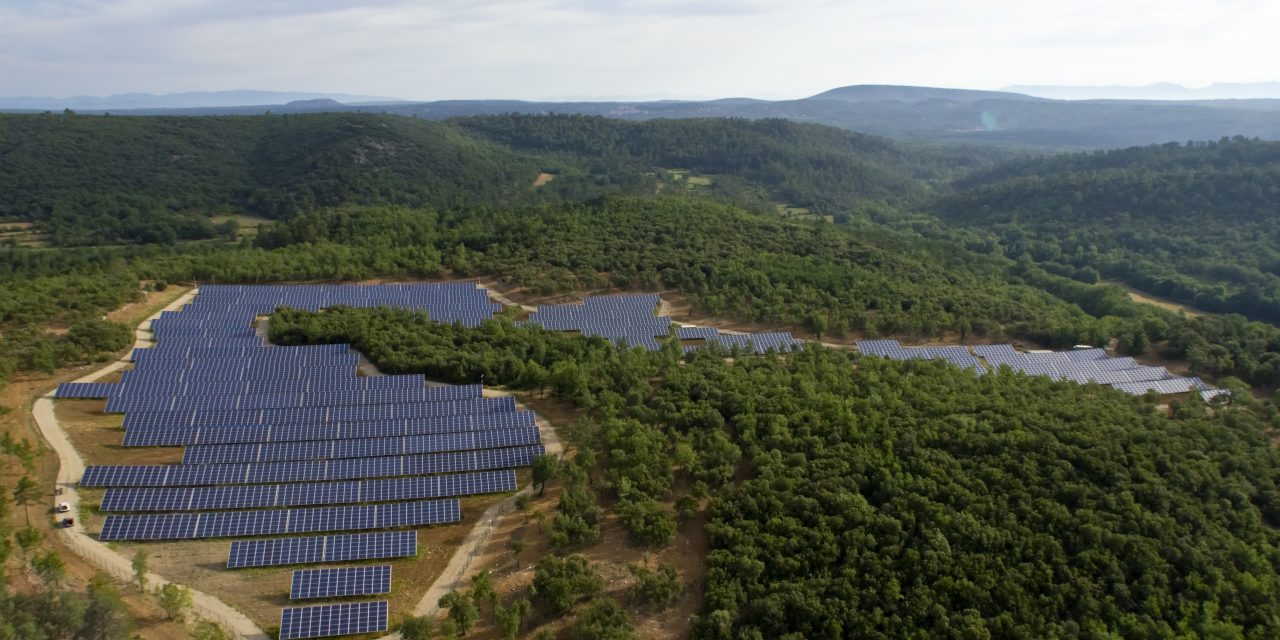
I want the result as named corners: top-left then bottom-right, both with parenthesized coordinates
top-left (7, 111), bottom-right (1280, 638)
top-left (934, 137), bottom-right (1280, 323)
top-left (269, 307), bottom-right (1280, 639)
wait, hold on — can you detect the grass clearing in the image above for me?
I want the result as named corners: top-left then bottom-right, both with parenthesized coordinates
top-left (210, 214), bottom-right (273, 239)
top-left (1110, 281), bottom-right (1206, 317)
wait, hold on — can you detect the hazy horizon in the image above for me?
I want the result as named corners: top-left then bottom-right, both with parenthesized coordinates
top-left (2, 0), bottom-right (1278, 102)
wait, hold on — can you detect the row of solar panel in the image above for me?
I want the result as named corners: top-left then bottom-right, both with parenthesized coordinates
top-left (53, 382), bottom-right (119, 399)
top-left (182, 426), bottom-right (541, 465)
top-left (108, 384), bottom-right (483, 414)
top-left (138, 336), bottom-right (265, 350)
top-left (113, 374), bottom-right (429, 402)
top-left (131, 342), bottom-right (351, 360)
top-left (280, 600), bottom-right (387, 639)
top-left (120, 367), bottom-right (360, 386)
top-left (132, 351), bottom-right (358, 369)
top-left (149, 328), bottom-right (258, 340)
top-left (122, 396), bottom-right (517, 429)
top-left (104, 381), bottom-right (481, 412)
top-left (99, 498), bottom-right (461, 541)
top-left (227, 530), bottom-right (416, 569)
top-left (130, 359), bottom-right (361, 378)
top-left (100, 469), bottom-right (516, 512)
top-left (82, 444), bottom-right (545, 487)
top-left (291, 565), bottom-right (391, 600)
top-left (122, 411), bottom-right (536, 447)
top-left (859, 340), bottom-right (1212, 397)
top-left (113, 372), bottom-right (426, 398)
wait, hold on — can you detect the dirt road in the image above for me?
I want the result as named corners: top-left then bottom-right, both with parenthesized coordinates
top-left (30, 288), bottom-right (270, 640)
top-left (373, 397), bottom-right (564, 638)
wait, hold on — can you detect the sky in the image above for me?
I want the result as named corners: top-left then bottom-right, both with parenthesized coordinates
top-left (1, 0), bottom-right (1278, 101)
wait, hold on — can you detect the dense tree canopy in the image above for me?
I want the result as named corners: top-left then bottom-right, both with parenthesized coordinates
top-left (935, 137), bottom-right (1280, 324)
top-left (270, 304), bottom-right (1280, 639)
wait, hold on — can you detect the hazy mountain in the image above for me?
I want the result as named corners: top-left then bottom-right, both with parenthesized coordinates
top-left (808, 84), bottom-right (1044, 103)
top-left (13, 84), bottom-right (1280, 151)
top-left (1004, 82), bottom-right (1280, 101)
top-left (0, 90), bottom-right (401, 111)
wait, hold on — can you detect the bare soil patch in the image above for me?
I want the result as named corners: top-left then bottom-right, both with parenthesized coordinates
top-left (1111, 281), bottom-right (1206, 317)
top-left (532, 172), bottom-right (557, 187)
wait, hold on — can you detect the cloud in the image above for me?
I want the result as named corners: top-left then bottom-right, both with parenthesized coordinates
top-left (0, 0), bottom-right (1276, 100)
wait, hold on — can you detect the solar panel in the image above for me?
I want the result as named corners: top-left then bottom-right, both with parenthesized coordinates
top-left (101, 470), bottom-right (516, 512)
top-left (279, 601), bottom-right (388, 640)
top-left (98, 498), bottom-right (461, 541)
top-left (227, 531), bottom-right (416, 569)
top-left (121, 411), bottom-right (536, 447)
top-left (858, 339), bottom-right (1202, 397)
top-left (290, 566), bottom-right (391, 599)
top-left (82, 444), bottom-right (545, 487)
top-left (181, 426), bottom-right (541, 464)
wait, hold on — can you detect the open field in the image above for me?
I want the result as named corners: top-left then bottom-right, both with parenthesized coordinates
top-left (1111, 281), bottom-right (1207, 317)
top-left (211, 214), bottom-right (274, 239)
top-left (0, 220), bottom-right (51, 247)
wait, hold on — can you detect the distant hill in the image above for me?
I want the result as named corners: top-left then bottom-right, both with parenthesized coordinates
top-left (807, 84), bottom-right (1044, 103)
top-left (0, 90), bottom-right (401, 111)
top-left (0, 111), bottom-right (1009, 246)
top-left (1005, 82), bottom-right (1280, 101)
top-left (0, 112), bottom-right (542, 244)
top-left (43, 83), bottom-right (1280, 151)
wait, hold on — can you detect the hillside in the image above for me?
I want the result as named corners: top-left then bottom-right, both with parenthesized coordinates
top-left (0, 112), bottom-right (543, 245)
top-left (0, 112), bottom-right (1016, 246)
top-left (50, 84), bottom-right (1280, 151)
top-left (807, 84), bottom-right (1044, 103)
top-left (933, 138), bottom-right (1280, 323)
top-left (451, 114), bottom-right (1014, 212)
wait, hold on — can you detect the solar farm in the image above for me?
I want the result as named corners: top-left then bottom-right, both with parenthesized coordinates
top-left (524, 293), bottom-right (804, 353)
top-left (44, 282), bottom-right (1221, 636)
top-left (52, 282), bottom-right (541, 638)
top-left (857, 339), bottom-right (1213, 396)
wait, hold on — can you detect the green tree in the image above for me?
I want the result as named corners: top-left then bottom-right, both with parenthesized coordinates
top-left (438, 590), bottom-right (478, 636)
top-left (156, 583), bottom-right (192, 621)
top-left (628, 563), bottom-right (684, 608)
top-left (84, 573), bottom-right (133, 640)
top-left (440, 619), bottom-right (459, 640)
top-left (31, 549), bottom-right (66, 586)
top-left (192, 621), bottom-right (231, 640)
top-left (399, 615), bottom-right (434, 640)
top-left (531, 554), bottom-right (602, 615)
top-left (566, 598), bottom-right (639, 640)
top-left (532, 454), bottom-right (560, 496)
top-left (11, 474), bottom-right (41, 526)
top-left (494, 599), bottom-right (531, 639)
top-left (15, 525), bottom-right (41, 555)
top-left (471, 569), bottom-right (496, 610)
top-left (131, 549), bottom-right (149, 592)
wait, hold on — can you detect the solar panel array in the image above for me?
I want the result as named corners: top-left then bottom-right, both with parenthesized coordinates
top-left (83, 445), bottom-right (543, 487)
top-left (291, 566), bottom-right (391, 600)
top-left (857, 339), bottom-right (1214, 396)
top-left (98, 499), bottom-right (461, 541)
top-left (280, 601), bottom-right (388, 640)
top-left (180, 427), bottom-right (541, 464)
top-left (54, 382), bottom-right (119, 399)
top-left (227, 531), bottom-right (416, 569)
top-left (101, 470), bottom-right (517, 512)
top-left (48, 284), bottom-right (547, 632)
top-left (122, 411), bottom-right (536, 446)
top-left (525, 293), bottom-right (803, 353)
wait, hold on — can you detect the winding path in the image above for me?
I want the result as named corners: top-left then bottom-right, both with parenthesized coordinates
top-left (31, 288), bottom-right (270, 640)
